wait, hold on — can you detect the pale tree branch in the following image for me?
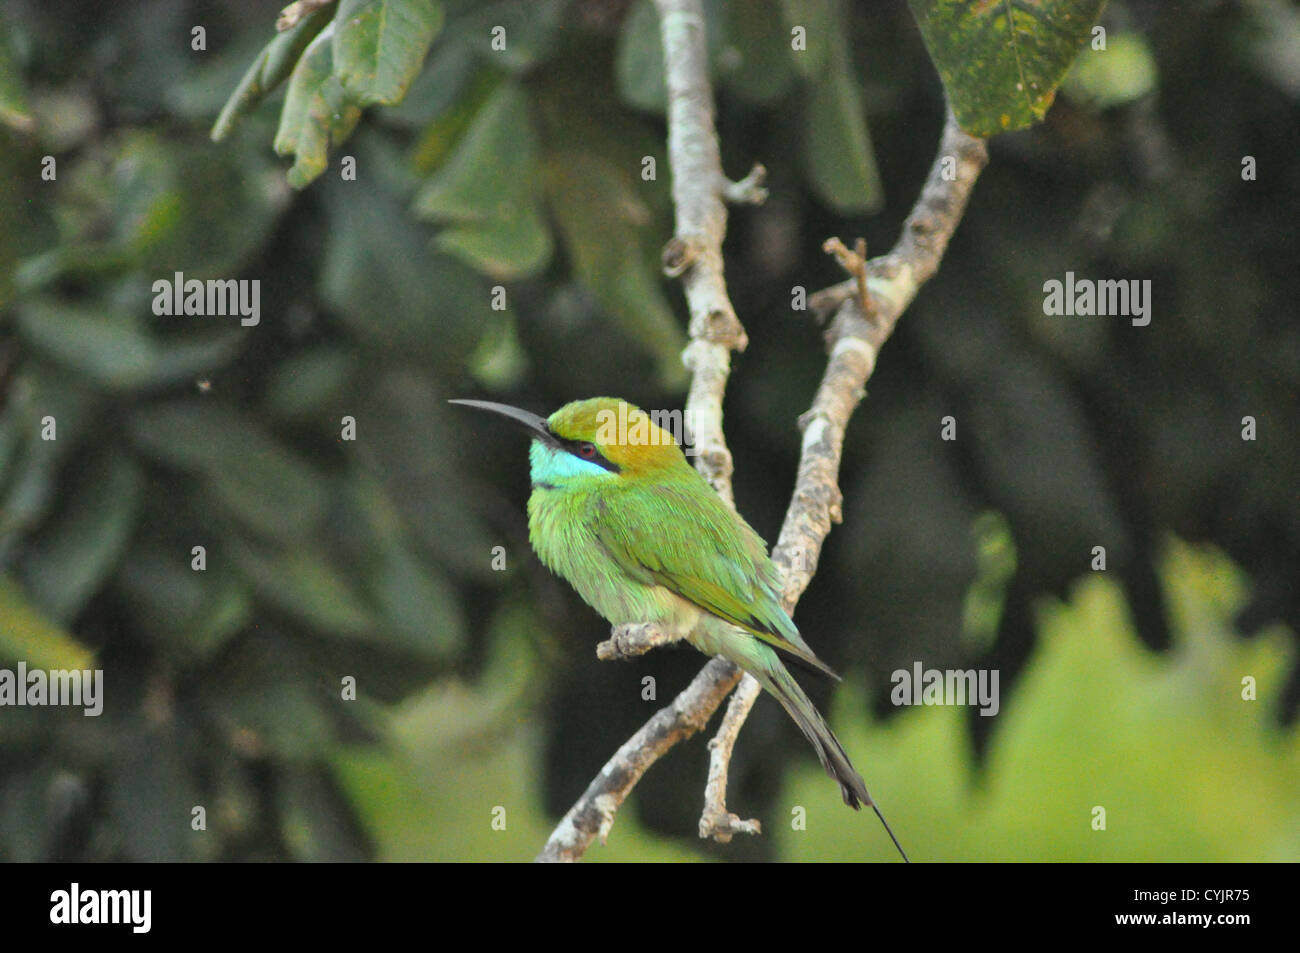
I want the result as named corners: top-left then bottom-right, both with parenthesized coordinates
top-left (536, 0), bottom-right (754, 863)
top-left (535, 6), bottom-right (988, 860)
top-left (698, 672), bottom-right (763, 840)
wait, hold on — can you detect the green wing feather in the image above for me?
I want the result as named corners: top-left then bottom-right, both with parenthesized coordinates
top-left (592, 477), bottom-right (840, 680)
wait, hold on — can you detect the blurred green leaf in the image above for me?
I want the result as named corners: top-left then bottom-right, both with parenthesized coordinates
top-left (228, 536), bottom-right (378, 640)
top-left (17, 302), bottom-right (244, 392)
top-left (129, 400), bottom-right (329, 542)
top-left (321, 181), bottom-right (490, 369)
top-left (415, 82), bottom-right (552, 278)
top-left (334, 0), bottom-right (444, 106)
top-left (435, 204), bottom-right (551, 280)
top-left (615, 0), bottom-right (666, 114)
top-left (804, 28), bottom-right (882, 214)
top-left (106, 723), bottom-right (200, 861)
top-left (908, 0), bottom-right (1107, 136)
top-left (16, 449), bottom-right (143, 624)
top-left (445, 0), bottom-right (568, 72)
top-left (355, 475), bottom-right (465, 658)
top-left (781, 0), bottom-right (838, 77)
top-left (264, 346), bottom-right (358, 421)
top-left (720, 0), bottom-right (796, 104)
top-left (1062, 33), bottom-right (1158, 109)
top-left (116, 541), bottom-right (251, 663)
top-left (211, 3), bottom-right (336, 141)
top-left (0, 13), bottom-right (33, 134)
top-left (352, 370), bottom-right (498, 574)
top-left (276, 765), bottom-right (368, 860)
top-left (0, 575), bottom-right (95, 670)
top-left (214, 680), bottom-right (338, 761)
top-left (544, 152), bottom-right (686, 387)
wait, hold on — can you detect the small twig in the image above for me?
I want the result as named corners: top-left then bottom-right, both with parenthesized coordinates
top-left (698, 673), bottom-right (763, 841)
top-left (721, 163), bottom-right (769, 205)
top-left (277, 0), bottom-right (333, 31)
top-left (822, 237), bottom-right (873, 320)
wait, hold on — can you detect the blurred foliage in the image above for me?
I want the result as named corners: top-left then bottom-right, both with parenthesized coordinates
top-left (0, 0), bottom-right (1296, 863)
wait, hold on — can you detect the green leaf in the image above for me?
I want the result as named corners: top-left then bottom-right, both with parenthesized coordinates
top-left (1062, 32), bottom-right (1157, 110)
top-left (413, 83), bottom-right (535, 220)
top-left (614, 0), bottom-right (666, 114)
top-left (210, 3), bottom-right (336, 141)
top-left (115, 541), bottom-right (251, 663)
top-left (276, 765), bottom-right (368, 860)
top-left (803, 28), bottom-right (882, 214)
top-left (351, 371), bottom-right (499, 573)
top-left (333, 0), bottom-right (444, 106)
top-left (128, 401), bottom-right (330, 542)
top-left (414, 83), bottom-right (551, 278)
top-left (720, 0), bottom-right (796, 104)
top-left (355, 476), bottom-right (465, 658)
top-left (106, 723), bottom-right (201, 861)
top-left (320, 180), bottom-right (490, 369)
top-left (273, 24), bottom-right (363, 188)
top-left (264, 345), bottom-right (358, 421)
top-left (445, 0), bottom-right (568, 73)
top-left (781, 0), bottom-right (838, 77)
top-left (214, 681), bottom-right (338, 761)
top-left (228, 537), bottom-right (378, 640)
top-left (0, 575), bottom-right (95, 671)
top-left (17, 301), bottom-right (244, 392)
top-left (435, 202), bottom-right (551, 279)
top-left (908, 0), bottom-right (1108, 136)
top-left (16, 449), bottom-right (143, 623)
top-left (544, 152), bottom-right (686, 387)
top-left (0, 13), bottom-right (33, 134)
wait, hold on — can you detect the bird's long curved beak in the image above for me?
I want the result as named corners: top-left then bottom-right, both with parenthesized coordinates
top-left (449, 399), bottom-right (559, 446)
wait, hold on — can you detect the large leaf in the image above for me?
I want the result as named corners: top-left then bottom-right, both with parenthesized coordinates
top-left (354, 475), bottom-right (465, 658)
top-left (908, 0), bottom-right (1108, 136)
top-left (333, 0), bottom-right (444, 106)
top-left (115, 540), bottom-right (251, 664)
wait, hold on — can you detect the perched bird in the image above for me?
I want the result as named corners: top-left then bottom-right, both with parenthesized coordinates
top-left (451, 396), bottom-right (907, 861)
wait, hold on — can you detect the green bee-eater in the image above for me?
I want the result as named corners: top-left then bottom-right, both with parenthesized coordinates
top-left (452, 396), bottom-right (906, 861)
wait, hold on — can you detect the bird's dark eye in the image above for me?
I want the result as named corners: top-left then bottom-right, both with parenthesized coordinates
top-left (577, 442), bottom-right (596, 459)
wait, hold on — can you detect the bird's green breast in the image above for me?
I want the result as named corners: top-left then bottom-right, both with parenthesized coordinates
top-left (528, 482), bottom-right (693, 628)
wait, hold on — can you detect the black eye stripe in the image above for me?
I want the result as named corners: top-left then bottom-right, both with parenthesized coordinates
top-left (548, 430), bottom-right (621, 473)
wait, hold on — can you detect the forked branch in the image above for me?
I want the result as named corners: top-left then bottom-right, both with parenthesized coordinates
top-left (535, 0), bottom-right (988, 861)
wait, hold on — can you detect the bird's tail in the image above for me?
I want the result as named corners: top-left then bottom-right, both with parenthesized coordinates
top-left (749, 648), bottom-right (909, 862)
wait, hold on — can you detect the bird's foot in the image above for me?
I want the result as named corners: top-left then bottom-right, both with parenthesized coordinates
top-left (597, 622), bottom-right (678, 661)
